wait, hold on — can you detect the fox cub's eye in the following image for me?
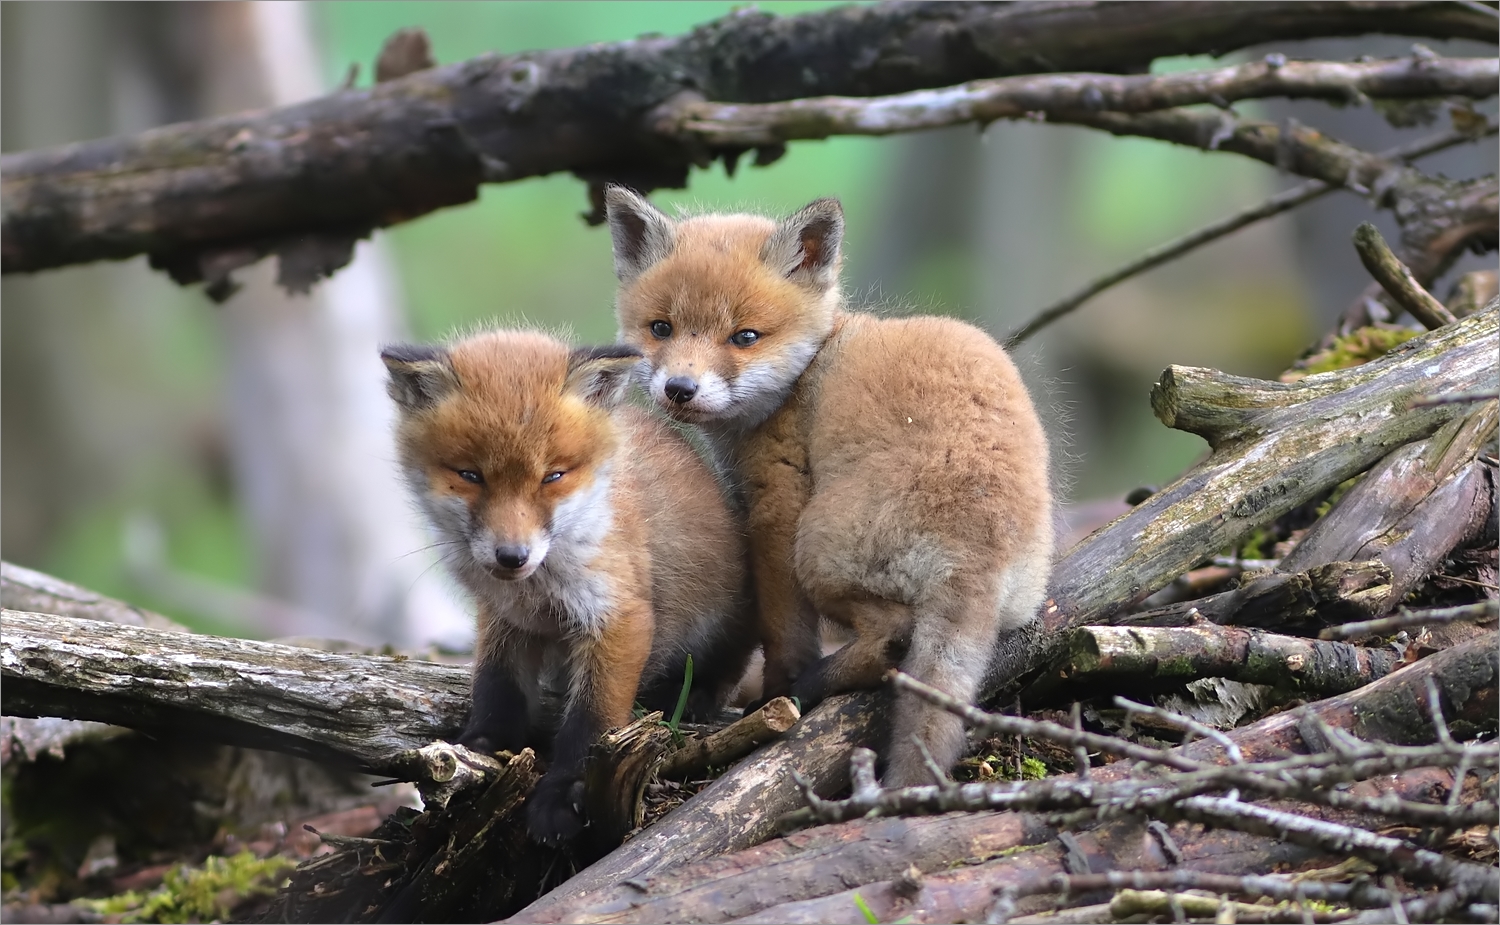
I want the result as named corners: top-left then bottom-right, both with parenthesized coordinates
top-left (729, 329), bottom-right (760, 347)
top-left (456, 469), bottom-right (483, 485)
top-left (650, 320), bottom-right (673, 339)
top-left (541, 471), bottom-right (565, 485)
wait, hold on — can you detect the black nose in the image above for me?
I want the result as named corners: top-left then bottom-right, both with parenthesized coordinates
top-left (494, 545), bottom-right (530, 570)
top-left (664, 376), bottom-right (698, 403)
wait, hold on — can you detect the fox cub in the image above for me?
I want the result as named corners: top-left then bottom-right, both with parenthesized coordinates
top-left (383, 330), bottom-right (755, 844)
top-left (605, 188), bottom-right (1054, 786)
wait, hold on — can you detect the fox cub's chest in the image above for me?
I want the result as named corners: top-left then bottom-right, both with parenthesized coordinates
top-left (484, 551), bottom-right (617, 639)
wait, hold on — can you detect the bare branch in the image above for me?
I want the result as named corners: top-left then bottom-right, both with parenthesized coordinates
top-left (1004, 124), bottom-right (1495, 346)
top-left (1168, 795), bottom-right (1499, 900)
top-left (1322, 601), bottom-right (1500, 640)
top-left (1353, 221), bottom-right (1461, 328)
top-left (671, 56), bottom-right (1499, 146)
top-left (8, 2), bottom-right (1489, 284)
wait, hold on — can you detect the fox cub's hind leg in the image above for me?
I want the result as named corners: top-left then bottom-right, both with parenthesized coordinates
top-left (789, 597), bottom-right (913, 709)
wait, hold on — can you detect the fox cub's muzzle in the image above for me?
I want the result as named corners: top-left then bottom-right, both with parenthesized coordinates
top-left (664, 376), bottom-right (699, 404)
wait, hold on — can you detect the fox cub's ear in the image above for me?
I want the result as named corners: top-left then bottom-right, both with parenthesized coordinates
top-left (381, 344), bottom-right (459, 411)
top-left (565, 345), bottom-right (643, 408)
top-left (604, 185), bottom-right (676, 283)
top-left (762, 198), bottom-right (844, 292)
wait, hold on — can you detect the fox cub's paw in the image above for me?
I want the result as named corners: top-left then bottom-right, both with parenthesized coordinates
top-left (526, 772), bottom-right (587, 845)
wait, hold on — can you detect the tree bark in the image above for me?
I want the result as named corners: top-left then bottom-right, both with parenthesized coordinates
top-left (1043, 305), bottom-right (1496, 633)
top-left (1277, 399), bottom-right (1499, 605)
top-left (504, 634), bottom-right (1495, 924)
top-left (1020, 623), bottom-right (1402, 706)
top-left (2, 2), bottom-right (1492, 281)
top-left (0, 609), bottom-right (469, 772)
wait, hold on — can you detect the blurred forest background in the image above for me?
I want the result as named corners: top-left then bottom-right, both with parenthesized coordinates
top-left (3, 1), bottom-right (1495, 648)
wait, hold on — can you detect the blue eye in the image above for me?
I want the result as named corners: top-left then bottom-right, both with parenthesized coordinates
top-left (542, 471), bottom-right (564, 485)
top-left (650, 321), bottom-right (672, 339)
top-left (729, 330), bottom-right (760, 347)
top-left (456, 469), bottom-right (483, 484)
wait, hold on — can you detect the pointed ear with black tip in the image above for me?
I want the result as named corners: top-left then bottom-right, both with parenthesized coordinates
top-left (761, 198), bottom-right (844, 292)
top-left (604, 185), bottom-right (676, 283)
top-left (564, 345), bottom-right (643, 408)
top-left (381, 343), bottom-right (459, 412)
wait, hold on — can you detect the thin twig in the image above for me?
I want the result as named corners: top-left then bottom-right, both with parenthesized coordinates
top-left (1319, 600), bottom-right (1498, 640)
top-left (1001, 870), bottom-right (1398, 910)
top-left (1352, 222), bottom-right (1460, 329)
top-left (1004, 124), bottom-right (1493, 345)
top-left (1409, 389), bottom-right (1500, 408)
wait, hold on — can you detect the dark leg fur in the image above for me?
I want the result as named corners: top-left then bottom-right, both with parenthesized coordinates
top-left (526, 706), bottom-right (601, 846)
top-left (457, 660), bottom-right (530, 754)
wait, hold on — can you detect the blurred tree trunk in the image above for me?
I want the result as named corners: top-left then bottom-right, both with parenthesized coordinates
top-left (0, 1), bottom-right (468, 647)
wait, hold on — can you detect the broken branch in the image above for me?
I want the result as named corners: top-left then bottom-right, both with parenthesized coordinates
top-left (1353, 221), bottom-right (1461, 328)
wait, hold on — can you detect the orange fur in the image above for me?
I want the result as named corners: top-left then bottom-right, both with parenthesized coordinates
top-left (606, 190), bottom-right (1053, 786)
top-left (383, 330), bottom-right (754, 843)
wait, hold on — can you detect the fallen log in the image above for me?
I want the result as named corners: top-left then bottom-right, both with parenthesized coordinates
top-left (2, 2), bottom-right (1490, 284)
top-left (1042, 305), bottom-right (1496, 635)
top-left (0, 610), bottom-right (469, 772)
top-left (1019, 623), bottom-right (1402, 706)
top-left (510, 692), bottom-right (889, 922)
top-left (505, 633), bottom-right (1496, 924)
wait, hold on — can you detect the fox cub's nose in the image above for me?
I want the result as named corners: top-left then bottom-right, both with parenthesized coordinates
top-left (664, 376), bottom-right (699, 404)
top-left (494, 545), bottom-right (531, 570)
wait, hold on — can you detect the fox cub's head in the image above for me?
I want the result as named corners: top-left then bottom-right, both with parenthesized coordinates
top-left (382, 331), bottom-right (640, 582)
top-left (605, 187), bottom-right (844, 427)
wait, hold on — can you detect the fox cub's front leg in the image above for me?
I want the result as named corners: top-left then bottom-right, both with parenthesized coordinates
top-left (457, 659), bottom-right (531, 755)
top-left (525, 604), bottom-right (652, 846)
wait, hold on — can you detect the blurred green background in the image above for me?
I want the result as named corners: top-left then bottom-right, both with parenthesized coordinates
top-left (5, 2), bottom-right (1489, 639)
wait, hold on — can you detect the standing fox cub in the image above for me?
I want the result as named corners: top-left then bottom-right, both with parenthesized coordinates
top-left (383, 330), bottom-right (755, 844)
top-left (605, 188), bottom-right (1053, 786)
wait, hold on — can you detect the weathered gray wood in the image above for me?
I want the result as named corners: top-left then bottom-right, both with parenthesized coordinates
top-left (1045, 305), bottom-right (1497, 632)
top-left (2, 2), bottom-right (1490, 281)
top-left (1278, 400), bottom-right (1499, 605)
top-left (670, 56), bottom-right (1499, 147)
top-left (0, 610), bottom-right (469, 772)
top-left (1020, 623), bottom-right (1402, 706)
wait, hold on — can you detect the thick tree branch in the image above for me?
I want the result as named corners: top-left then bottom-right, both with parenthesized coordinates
top-left (0, 609), bottom-right (469, 772)
top-left (2, 1), bottom-right (1494, 286)
top-left (669, 56), bottom-right (1499, 146)
top-left (1042, 305), bottom-right (1496, 631)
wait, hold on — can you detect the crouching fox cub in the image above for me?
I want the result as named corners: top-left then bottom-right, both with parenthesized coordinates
top-left (605, 188), bottom-right (1054, 787)
top-left (383, 330), bottom-right (755, 844)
